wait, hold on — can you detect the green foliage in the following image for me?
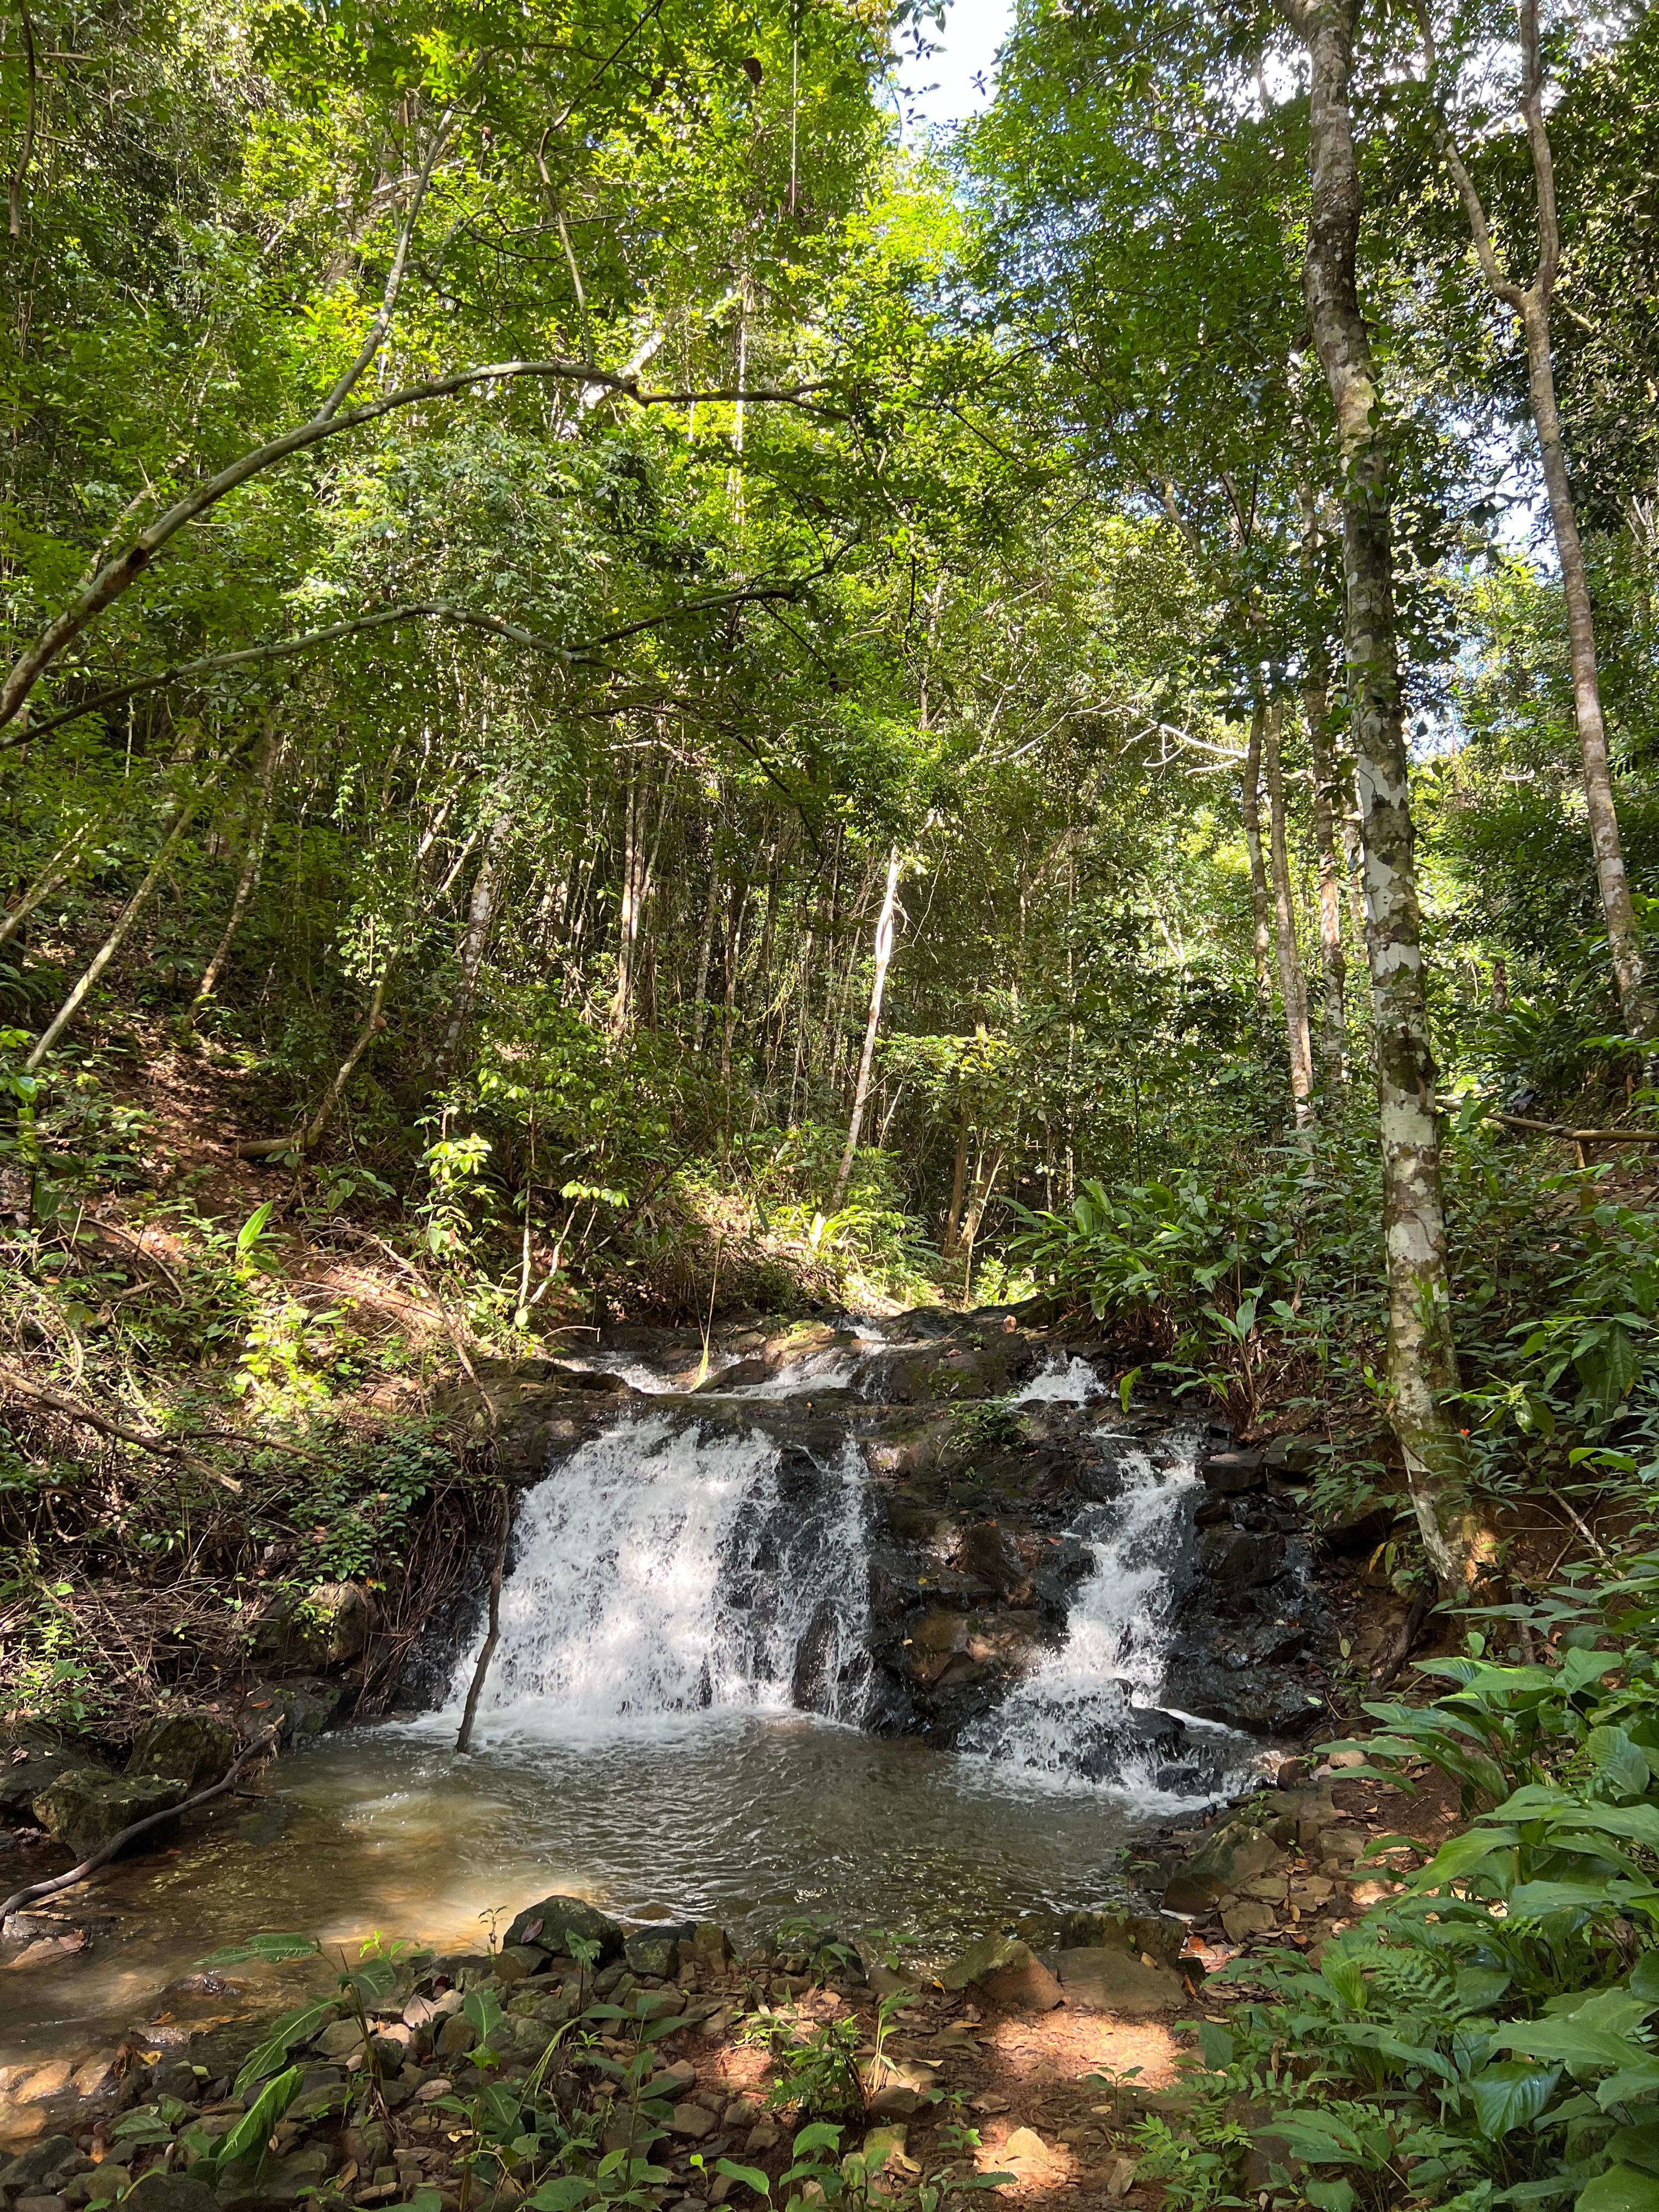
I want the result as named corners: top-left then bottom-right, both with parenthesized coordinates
top-left (1134, 1553), bottom-right (1659, 2209)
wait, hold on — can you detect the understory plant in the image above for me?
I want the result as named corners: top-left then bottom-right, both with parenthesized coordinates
top-left (1136, 1551), bottom-right (1659, 2211)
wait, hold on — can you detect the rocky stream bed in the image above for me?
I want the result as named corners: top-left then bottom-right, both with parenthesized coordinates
top-left (0, 1306), bottom-right (1407, 2202)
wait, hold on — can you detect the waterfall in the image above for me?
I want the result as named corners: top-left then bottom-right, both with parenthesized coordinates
top-left (962, 1430), bottom-right (1236, 1792)
top-left (448, 1413), bottom-right (871, 1735)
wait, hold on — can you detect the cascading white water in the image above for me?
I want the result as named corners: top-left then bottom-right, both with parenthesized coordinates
top-left (447, 1413), bottom-right (870, 1736)
top-left (962, 1429), bottom-right (1230, 1792)
top-left (1013, 1353), bottom-right (1105, 1404)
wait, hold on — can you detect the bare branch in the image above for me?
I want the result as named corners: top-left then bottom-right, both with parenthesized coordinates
top-left (318, 108), bottom-right (458, 420)
top-left (19, 574), bottom-right (828, 745)
top-left (0, 358), bottom-right (839, 736)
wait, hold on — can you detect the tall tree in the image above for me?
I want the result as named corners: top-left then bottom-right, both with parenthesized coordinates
top-left (1414, 0), bottom-right (1659, 1056)
top-left (1275, 0), bottom-right (1489, 1588)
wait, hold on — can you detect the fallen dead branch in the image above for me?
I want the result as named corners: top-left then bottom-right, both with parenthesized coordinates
top-left (0, 1724), bottom-right (281, 1926)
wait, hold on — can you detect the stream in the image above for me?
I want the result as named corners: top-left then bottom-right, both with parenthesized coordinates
top-left (4, 1317), bottom-right (1306, 2098)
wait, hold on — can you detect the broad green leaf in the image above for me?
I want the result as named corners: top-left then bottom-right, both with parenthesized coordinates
top-left (1468, 2061), bottom-right (1561, 2133)
top-left (1578, 2166), bottom-right (1659, 2212)
top-left (234, 2000), bottom-right (337, 2096)
top-left (1499, 2021), bottom-right (1650, 2072)
top-left (196, 2065), bottom-right (303, 2180)
top-left (1561, 1649), bottom-right (1618, 1696)
top-left (714, 2162), bottom-right (772, 2199)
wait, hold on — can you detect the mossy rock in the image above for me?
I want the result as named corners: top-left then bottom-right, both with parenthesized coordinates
top-left (128, 1710), bottom-right (236, 1790)
top-left (33, 1769), bottom-right (189, 1858)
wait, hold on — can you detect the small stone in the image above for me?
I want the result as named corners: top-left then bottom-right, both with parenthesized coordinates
top-left (15, 2195), bottom-right (68, 2212)
top-left (743, 2122), bottom-right (779, 2153)
top-left (436, 2015), bottom-right (478, 2058)
top-left (624, 1932), bottom-right (681, 1979)
top-left (1220, 1901), bottom-right (1278, 1943)
top-left (126, 2176), bottom-right (217, 2212)
top-left (313, 2019), bottom-right (363, 2060)
top-left (670, 2104), bottom-right (718, 2140)
top-left (1163, 1816), bottom-right (1284, 1912)
top-left (0, 2137), bottom-right (75, 2192)
top-left (866, 2085), bottom-right (918, 2120)
top-left (1239, 1874), bottom-right (1288, 1903)
top-left (1318, 1828), bottom-right (1368, 1867)
top-left (651, 2061), bottom-right (697, 2097)
top-left (1001, 2129), bottom-right (1049, 2169)
top-left (688, 1924), bottom-right (732, 1967)
top-left (493, 1946), bottom-right (545, 1986)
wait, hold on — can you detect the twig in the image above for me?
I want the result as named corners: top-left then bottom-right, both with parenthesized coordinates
top-left (0, 1363), bottom-right (243, 1492)
top-left (1550, 1491), bottom-right (1613, 1565)
top-left (454, 1484), bottom-right (511, 1754)
top-left (0, 1726), bottom-right (281, 1925)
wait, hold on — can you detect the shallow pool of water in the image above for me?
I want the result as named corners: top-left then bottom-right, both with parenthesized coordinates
top-left (5, 1710), bottom-right (1223, 2068)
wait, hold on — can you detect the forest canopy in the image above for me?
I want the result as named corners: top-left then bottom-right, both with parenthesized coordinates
top-left (7, 0), bottom-right (1659, 1595)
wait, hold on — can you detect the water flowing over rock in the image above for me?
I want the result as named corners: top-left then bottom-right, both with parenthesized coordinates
top-left (433, 1307), bottom-right (1331, 1794)
top-left (447, 1412), bottom-right (871, 1731)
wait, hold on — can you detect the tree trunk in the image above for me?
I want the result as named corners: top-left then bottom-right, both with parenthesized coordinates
top-left (188, 722), bottom-right (284, 1025)
top-left (439, 806), bottom-right (510, 1073)
top-left (1423, 0), bottom-right (1658, 1053)
top-left (0, 819), bottom-right (98, 951)
top-left (1240, 704), bottom-right (1273, 1003)
top-left (1283, 0), bottom-right (1487, 1590)
top-left (1263, 702), bottom-right (1315, 1124)
top-left (1521, 300), bottom-right (1656, 1046)
top-left (1303, 679), bottom-right (1350, 1088)
top-left (831, 847), bottom-right (901, 1210)
top-left (942, 1107), bottom-right (970, 1258)
top-left (25, 795), bottom-right (205, 1071)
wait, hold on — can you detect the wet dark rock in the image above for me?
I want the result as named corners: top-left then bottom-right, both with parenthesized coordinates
top-left (128, 1711), bottom-right (236, 1791)
top-left (32, 1770), bottom-right (188, 1858)
top-left (1200, 1450), bottom-right (1266, 1494)
top-left (0, 1731), bottom-right (108, 1821)
top-left (504, 1895), bottom-right (625, 1961)
top-left (0, 2139), bottom-right (75, 2194)
top-left (1198, 1529), bottom-right (1285, 1590)
top-left (125, 2177), bottom-right (216, 2212)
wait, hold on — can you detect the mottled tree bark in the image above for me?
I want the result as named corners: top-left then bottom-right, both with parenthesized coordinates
top-left (1303, 679), bottom-right (1350, 1090)
top-left (1279, 0), bottom-right (1489, 1589)
top-left (832, 847), bottom-right (902, 1210)
top-left (1420, 0), bottom-right (1658, 1054)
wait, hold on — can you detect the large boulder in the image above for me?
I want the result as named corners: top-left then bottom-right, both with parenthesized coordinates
top-left (32, 1770), bottom-right (188, 1859)
top-left (250, 1582), bottom-right (372, 1671)
top-left (503, 1894), bottom-right (624, 1961)
top-left (0, 1729), bottom-right (105, 1820)
top-left (1163, 1813), bottom-right (1285, 1912)
top-left (1059, 1905), bottom-right (1188, 1970)
top-left (127, 1711), bottom-right (236, 1791)
top-left (939, 1934), bottom-right (1063, 2012)
top-left (1056, 1946), bottom-right (1184, 2016)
